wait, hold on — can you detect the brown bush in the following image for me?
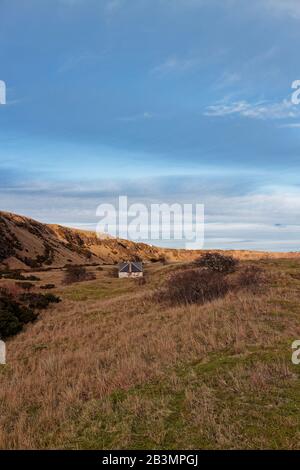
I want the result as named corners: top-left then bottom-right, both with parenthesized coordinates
top-left (156, 268), bottom-right (230, 306)
top-left (196, 252), bottom-right (238, 274)
top-left (234, 265), bottom-right (266, 292)
top-left (40, 284), bottom-right (56, 290)
top-left (16, 282), bottom-right (34, 291)
top-left (1, 271), bottom-right (40, 281)
top-left (63, 265), bottom-right (96, 285)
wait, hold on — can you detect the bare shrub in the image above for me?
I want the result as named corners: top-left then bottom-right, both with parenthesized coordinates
top-left (63, 265), bottom-right (96, 285)
top-left (16, 282), bottom-right (34, 291)
top-left (196, 252), bottom-right (238, 274)
top-left (156, 268), bottom-right (230, 306)
top-left (1, 271), bottom-right (40, 281)
top-left (234, 265), bottom-right (266, 292)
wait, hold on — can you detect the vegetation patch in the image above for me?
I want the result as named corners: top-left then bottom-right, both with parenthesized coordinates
top-left (40, 284), bottom-right (56, 290)
top-left (0, 290), bottom-right (37, 339)
top-left (19, 292), bottom-right (61, 310)
top-left (0, 258), bottom-right (299, 449)
top-left (156, 268), bottom-right (230, 306)
top-left (16, 282), bottom-right (35, 291)
top-left (63, 265), bottom-right (96, 285)
top-left (0, 270), bottom-right (40, 281)
top-left (196, 252), bottom-right (238, 274)
top-left (0, 288), bottom-right (61, 340)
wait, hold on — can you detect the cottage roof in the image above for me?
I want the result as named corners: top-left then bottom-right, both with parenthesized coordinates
top-left (119, 261), bottom-right (143, 273)
top-left (131, 262), bottom-right (143, 272)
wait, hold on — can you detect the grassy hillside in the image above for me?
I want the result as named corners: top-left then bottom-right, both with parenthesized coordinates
top-left (0, 259), bottom-right (300, 449)
top-left (1, 211), bottom-right (300, 270)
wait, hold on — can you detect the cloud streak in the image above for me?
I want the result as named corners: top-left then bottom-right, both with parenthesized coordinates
top-left (205, 99), bottom-right (300, 120)
top-left (1, 173), bottom-right (299, 251)
top-left (151, 55), bottom-right (200, 76)
top-left (262, 0), bottom-right (300, 19)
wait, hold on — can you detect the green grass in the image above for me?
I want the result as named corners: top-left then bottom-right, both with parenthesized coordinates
top-left (3, 257), bottom-right (300, 450)
top-left (61, 279), bottom-right (136, 302)
top-left (59, 346), bottom-right (300, 450)
top-left (47, 259), bottom-right (300, 449)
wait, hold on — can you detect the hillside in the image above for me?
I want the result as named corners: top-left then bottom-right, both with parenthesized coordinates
top-left (1, 213), bottom-right (300, 449)
top-left (1, 258), bottom-right (300, 449)
top-left (0, 211), bottom-right (193, 270)
top-left (0, 211), bottom-right (299, 270)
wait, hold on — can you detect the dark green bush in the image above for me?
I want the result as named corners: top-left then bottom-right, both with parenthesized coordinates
top-left (0, 287), bottom-right (60, 340)
top-left (43, 293), bottom-right (61, 304)
top-left (0, 295), bottom-right (37, 339)
top-left (20, 293), bottom-right (61, 310)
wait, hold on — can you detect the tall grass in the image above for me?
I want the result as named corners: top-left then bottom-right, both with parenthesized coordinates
top-left (0, 260), bottom-right (299, 449)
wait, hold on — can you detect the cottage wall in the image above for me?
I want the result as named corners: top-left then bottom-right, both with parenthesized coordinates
top-left (118, 271), bottom-right (143, 278)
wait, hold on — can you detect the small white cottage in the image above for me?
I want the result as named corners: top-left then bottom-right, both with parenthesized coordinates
top-left (118, 261), bottom-right (143, 278)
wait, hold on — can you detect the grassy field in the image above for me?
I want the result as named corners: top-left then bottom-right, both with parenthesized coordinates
top-left (0, 259), bottom-right (300, 449)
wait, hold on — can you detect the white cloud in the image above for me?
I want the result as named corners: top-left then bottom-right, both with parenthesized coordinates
top-left (204, 99), bottom-right (300, 120)
top-left (161, 0), bottom-right (300, 18)
top-left (2, 173), bottom-right (300, 251)
top-left (262, 0), bottom-right (300, 19)
top-left (57, 52), bottom-right (104, 74)
top-left (279, 122), bottom-right (300, 128)
top-left (105, 0), bottom-right (124, 14)
top-left (214, 72), bottom-right (241, 90)
top-left (152, 55), bottom-right (200, 76)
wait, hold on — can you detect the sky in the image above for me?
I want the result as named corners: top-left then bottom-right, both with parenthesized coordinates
top-left (0, 0), bottom-right (300, 251)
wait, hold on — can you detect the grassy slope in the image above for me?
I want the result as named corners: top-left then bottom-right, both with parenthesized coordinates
top-left (0, 260), bottom-right (300, 449)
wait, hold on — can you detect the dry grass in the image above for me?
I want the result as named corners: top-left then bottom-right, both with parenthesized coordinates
top-left (0, 260), bottom-right (300, 449)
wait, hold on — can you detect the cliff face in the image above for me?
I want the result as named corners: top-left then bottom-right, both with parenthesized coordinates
top-left (0, 211), bottom-right (194, 269)
top-left (0, 211), bottom-right (299, 270)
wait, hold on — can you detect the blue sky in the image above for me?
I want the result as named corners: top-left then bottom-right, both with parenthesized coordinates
top-left (1, 0), bottom-right (300, 250)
